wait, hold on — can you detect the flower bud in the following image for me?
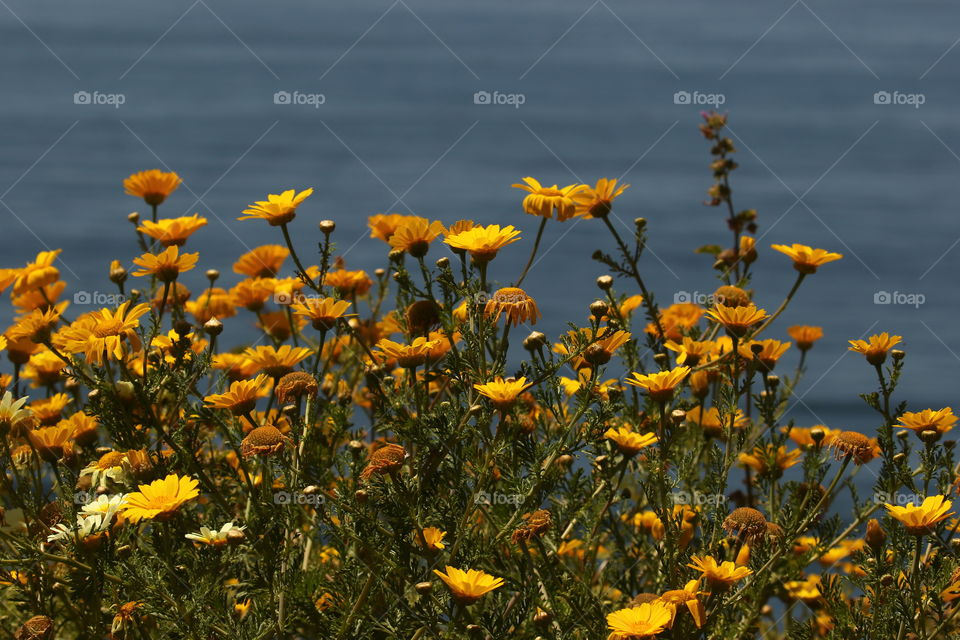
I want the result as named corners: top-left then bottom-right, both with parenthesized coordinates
top-left (596, 275), bottom-right (614, 290)
top-left (205, 269), bottom-right (219, 283)
top-left (435, 256), bottom-right (450, 269)
top-left (524, 331), bottom-right (547, 351)
top-left (319, 220), bottom-right (336, 235)
top-left (891, 349), bottom-right (905, 361)
top-left (415, 581), bottom-right (433, 595)
top-left (204, 317), bottom-right (223, 337)
top-left (865, 519), bottom-right (886, 553)
top-left (590, 300), bottom-right (608, 319)
top-left (127, 212), bottom-right (140, 224)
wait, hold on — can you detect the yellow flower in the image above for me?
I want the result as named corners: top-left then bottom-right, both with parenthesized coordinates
top-left (705, 303), bottom-right (768, 337)
top-left (132, 246), bottom-right (199, 282)
top-left (375, 337), bottom-right (441, 369)
top-left (784, 575), bottom-right (822, 602)
top-left (885, 495), bottom-right (954, 535)
top-left (770, 243), bottom-right (842, 274)
top-left (432, 566), bottom-right (504, 604)
top-left (686, 406), bottom-right (747, 438)
top-left (474, 376), bottom-right (532, 410)
top-left (368, 213), bottom-right (417, 242)
top-left (444, 224), bottom-right (521, 264)
top-left (291, 297), bottom-right (354, 331)
top-left (121, 474), bottom-right (199, 523)
top-left (59, 301), bottom-right (151, 365)
top-left (606, 601), bottom-right (673, 639)
top-left (687, 555), bottom-right (752, 589)
top-left (324, 269), bottom-right (373, 297)
top-left (137, 214), bottom-right (207, 247)
top-left (7, 307), bottom-right (62, 344)
top-left (185, 287), bottom-right (236, 325)
top-left (737, 444), bottom-right (801, 475)
top-left (238, 188), bottom-right (314, 226)
top-left (230, 278), bottom-right (276, 312)
top-left (665, 337), bottom-right (716, 367)
top-left (124, 169), bottom-right (181, 206)
top-left (244, 345), bottom-right (312, 378)
top-left (512, 177), bottom-right (585, 221)
top-left (204, 374), bottom-right (269, 416)
top-left (233, 245), bottom-right (289, 278)
top-left (656, 580), bottom-right (707, 629)
top-left (419, 527), bottom-right (446, 551)
top-left (572, 178), bottom-right (629, 219)
top-left (604, 426), bottom-right (658, 456)
top-left (737, 339), bottom-right (791, 371)
top-left (22, 349), bottom-right (68, 387)
top-left (583, 329), bottom-right (632, 366)
top-left (27, 424), bottom-right (74, 461)
top-left (624, 366), bottom-right (690, 402)
top-left (848, 332), bottom-right (901, 366)
top-left (388, 217), bottom-right (445, 257)
top-left (787, 325), bottom-right (823, 350)
top-left (646, 303), bottom-right (705, 341)
top-left (897, 408), bottom-right (957, 437)
top-left (484, 287), bottom-right (540, 327)
top-left (10, 250), bottom-right (61, 296)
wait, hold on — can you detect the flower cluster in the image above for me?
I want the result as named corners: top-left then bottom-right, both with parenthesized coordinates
top-left (0, 114), bottom-right (957, 640)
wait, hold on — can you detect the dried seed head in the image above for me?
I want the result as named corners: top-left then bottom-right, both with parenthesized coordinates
top-left (15, 616), bottom-right (53, 640)
top-left (360, 443), bottom-right (406, 480)
top-left (275, 371), bottom-right (319, 405)
top-left (714, 285), bottom-right (750, 307)
top-left (723, 507), bottom-right (768, 541)
top-left (405, 300), bottom-right (441, 335)
top-left (631, 593), bottom-right (660, 605)
top-left (832, 430), bottom-right (876, 464)
top-left (240, 425), bottom-right (286, 458)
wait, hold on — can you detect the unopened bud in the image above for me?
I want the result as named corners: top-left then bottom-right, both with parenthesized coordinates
top-left (319, 220), bottom-right (336, 235)
top-left (354, 489), bottom-right (368, 503)
top-left (766, 374), bottom-right (779, 388)
top-left (436, 256), bottom-right (450, 269)
top-left (524, 331), bottom-right (547, 351)
top-left (415, 581), bottom-right (433, 595)
top-left (590, 300), bottom-right (608, 319)
top-left (205, 269), bottom-right (219, 283)
top-left (634, 217), bottom-right (646, 231)
top-left (127, 212), bottom-right (140, 224)
top-left (670, 409), bottom-right (686, 425)
top-left (891, 349), bottom-right (905, 361)
top-left (596, 275), bottom-right (614, 290)
top-left (920, 429), bottom-right (941, 444)
top-left (866, 519), bottom-right (886, 553)
top-left (204, 317), bottom-right (223, 336)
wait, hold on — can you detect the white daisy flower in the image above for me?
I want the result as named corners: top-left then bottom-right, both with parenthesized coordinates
top-left (185, 521), bottom-right (246, 547)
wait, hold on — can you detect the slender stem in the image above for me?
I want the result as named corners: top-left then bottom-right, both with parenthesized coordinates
top-left (515, 217), bottom-right (547, 287)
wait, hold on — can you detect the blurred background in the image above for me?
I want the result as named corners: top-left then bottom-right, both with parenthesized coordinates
top-left (1, 0), bottom-right (958, 441)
